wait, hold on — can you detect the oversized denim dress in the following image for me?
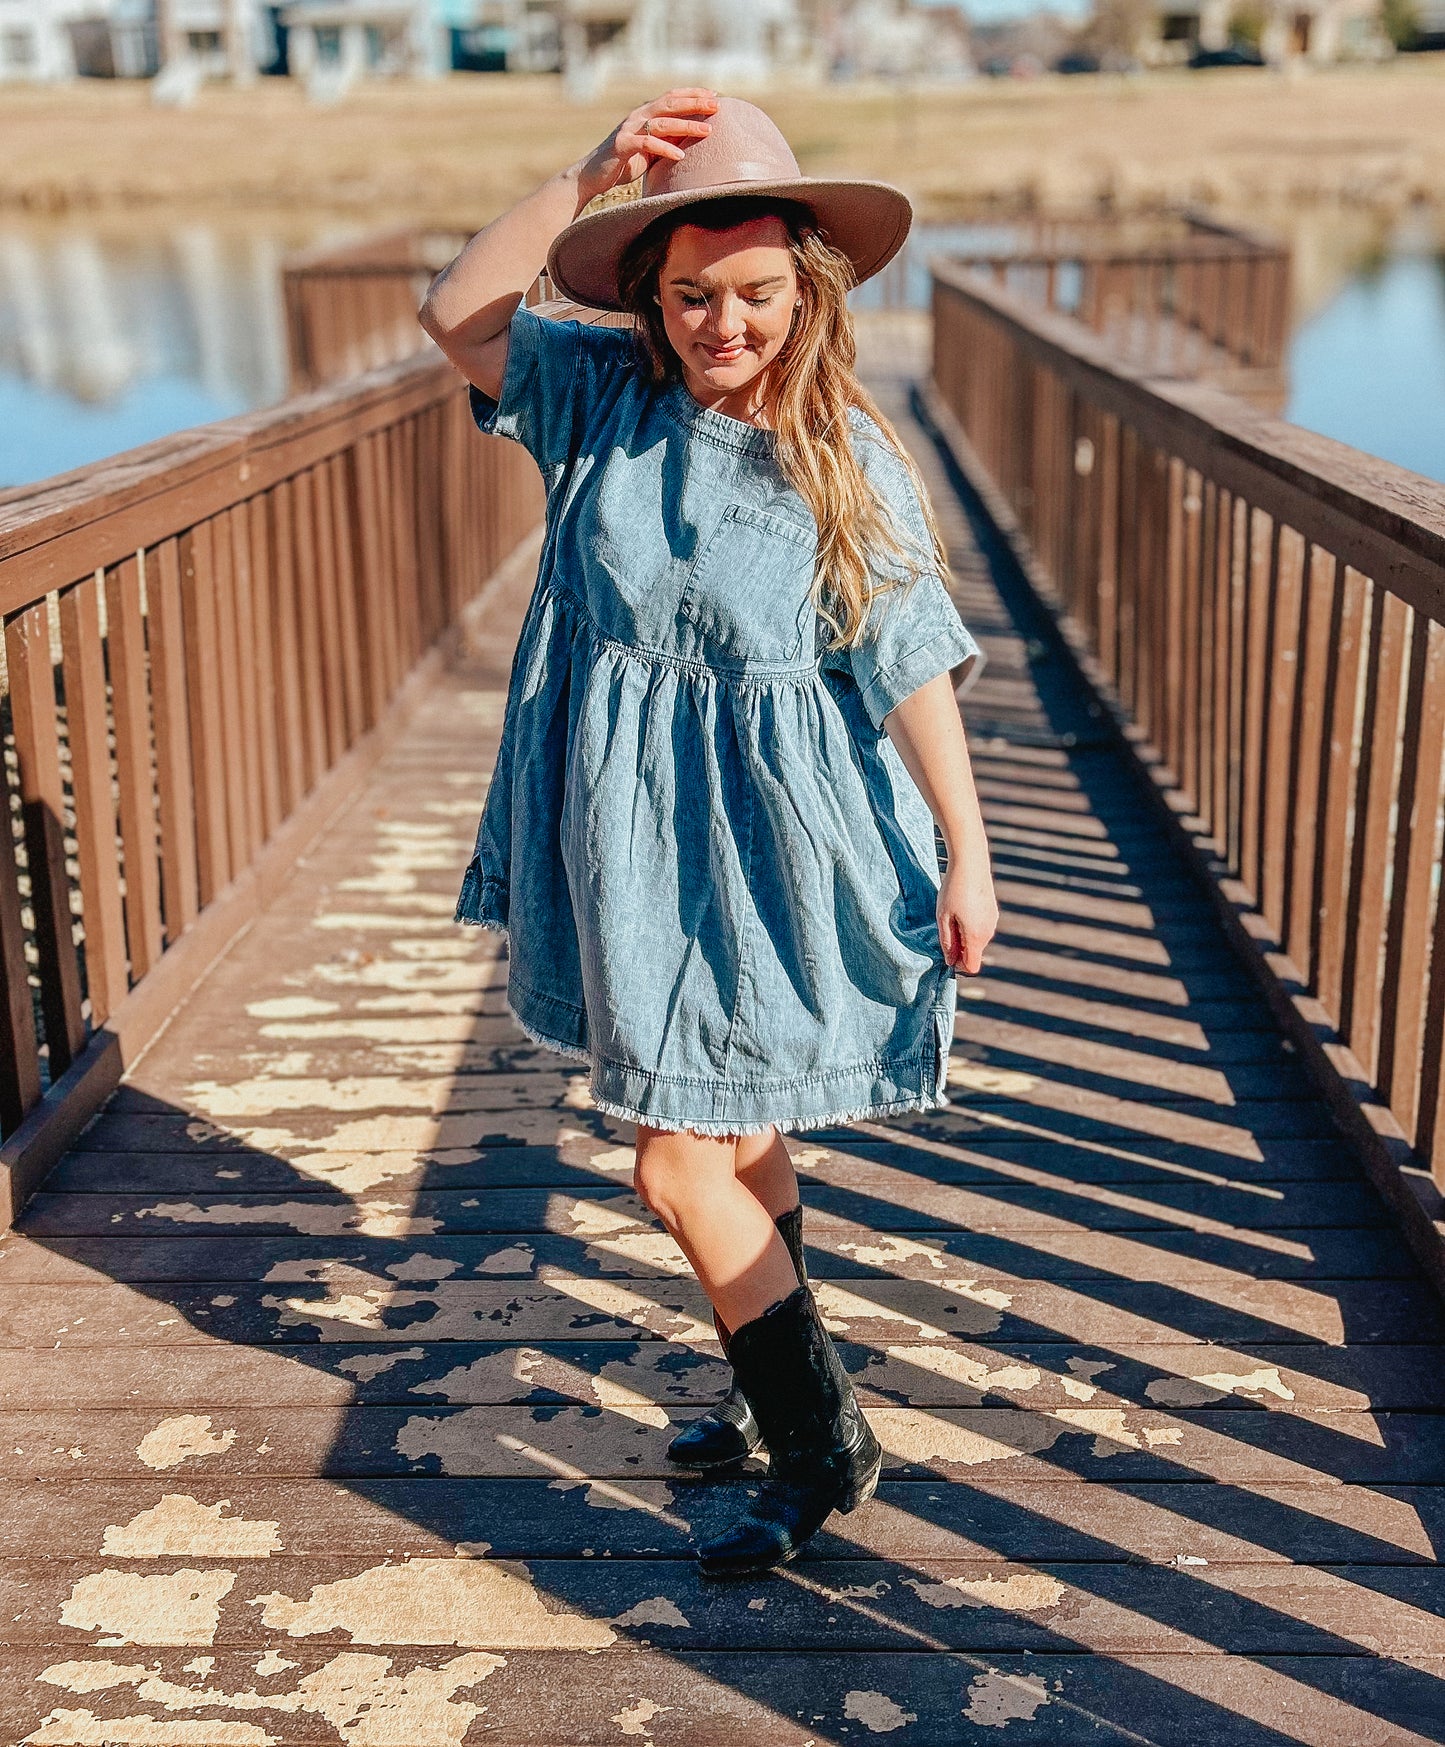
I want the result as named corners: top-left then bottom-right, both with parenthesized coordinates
top-left (456, 304), bottom-right (983, 1135)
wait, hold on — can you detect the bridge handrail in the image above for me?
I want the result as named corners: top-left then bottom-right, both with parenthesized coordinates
top-left (280, 235), bottom-right (550, 392)
top-left (931, 259), bottom-right (1445, 1215)
top-left (941, 227), bottom-right (1291, 376)
top-left (0, 347), bottom-right (541, 1217)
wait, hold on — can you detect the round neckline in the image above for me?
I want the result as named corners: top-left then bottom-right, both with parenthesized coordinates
top-left (664, 379), bottom-right (776, 458)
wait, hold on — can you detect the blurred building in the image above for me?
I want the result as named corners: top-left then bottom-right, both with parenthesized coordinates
top-left (157, 0), bottom-right (263, 78)
top-left (444, 0), bottom-right (560, 71)
top-left (280, 0), bottom-right (436, 78)
top-left (0, 0), bottom-right (976, 83)
top-left (971, 9), bottom-right (1075, 73)
top-left (549, 0), bottom-right (815, 92)
top-left (0, 0), bottom-right (157, 78)
top-left (1140, 0), bottom-right (1389, 62)
top-left (824, 0), bottom-right (972, 79)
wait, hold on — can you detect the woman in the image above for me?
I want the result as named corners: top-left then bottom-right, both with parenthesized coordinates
top-left (420, 91), bottom-right (998, 1577)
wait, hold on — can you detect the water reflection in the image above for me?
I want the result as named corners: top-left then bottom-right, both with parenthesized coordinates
top-left (2, 209), bottom-right (1442, 493)
top-left (0, 219), bottom-right (348, 489)
top-left (1286, 233), bottom-right (1445, 484)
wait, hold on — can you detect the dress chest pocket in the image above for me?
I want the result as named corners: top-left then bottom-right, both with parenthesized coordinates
top-left (679, 503), bottom-right (817, 666)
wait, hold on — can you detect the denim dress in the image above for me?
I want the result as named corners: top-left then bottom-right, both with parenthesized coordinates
top-left (456, 304), bottom-right (983, 1135)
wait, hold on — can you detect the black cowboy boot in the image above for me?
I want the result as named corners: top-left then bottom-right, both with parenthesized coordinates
top-left (666, 1205), bottom-right (807, 1470)
top-left (696, 1282), bottom-right (882, 1578)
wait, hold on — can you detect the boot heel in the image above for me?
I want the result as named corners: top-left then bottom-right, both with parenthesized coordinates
top-left (838, 1444), bottom-right (882, 1513)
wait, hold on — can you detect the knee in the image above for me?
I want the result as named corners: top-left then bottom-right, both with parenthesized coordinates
top-left (633, 1147), bottom-right (687, 1228)
top-left (633, 1129), bottom-right (721, 1230)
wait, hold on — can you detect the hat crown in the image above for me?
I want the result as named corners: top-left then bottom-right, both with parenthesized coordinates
top-left (642, 97), bottom-right (801, 200)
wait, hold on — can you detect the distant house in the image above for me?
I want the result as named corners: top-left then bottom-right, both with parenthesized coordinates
top-left (543, 0), bottom-right (815, 93)
top-left (157, 0), bottom-right (265, 77)
top-left (0, 0), bottom-right (156, 79)
top-left (513, 0), bottom-right (970, 89)
top-left (1142, 0), bottom-right (1389, 61)
top-left (279, 0), bottom-right (437, 80)
top-left (826, 0), bottom-right (973, 80)
top-left (0, 0), bottom-right (76, 78)
top-left (442, 0), bottom-right (560, 72)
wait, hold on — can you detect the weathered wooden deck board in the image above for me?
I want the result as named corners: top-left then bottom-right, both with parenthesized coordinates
top-left (5, 1477), bottom-right (1442, 1563)
top-left (4, 1339), bottom-right (1441, 1410)
top-left (8, 1650), bottom-right (1445, 1746)
top-left (2, 374), bottom-right (1440, 1746)
top-left (0, 1226), bottom-right (1417, 1285)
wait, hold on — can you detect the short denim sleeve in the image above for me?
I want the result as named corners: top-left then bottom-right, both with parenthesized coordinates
top-left (834, 425), bottom-right (983, 731)
top-left (468, 304), bottom-right (628, 471)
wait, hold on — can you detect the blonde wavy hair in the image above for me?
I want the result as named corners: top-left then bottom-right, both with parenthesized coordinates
top-left (617, 199), bottom-right (948, 650)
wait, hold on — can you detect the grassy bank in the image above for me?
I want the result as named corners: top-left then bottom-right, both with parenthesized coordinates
top-left (4, 61), bottom-right (1444, 227)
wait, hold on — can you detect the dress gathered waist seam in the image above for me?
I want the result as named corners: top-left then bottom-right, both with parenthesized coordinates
top-left (543, 579), bottom-right (825, 686)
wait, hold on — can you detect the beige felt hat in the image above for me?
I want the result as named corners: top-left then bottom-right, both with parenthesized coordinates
top-left (547, 97), bottom-right (912, 312)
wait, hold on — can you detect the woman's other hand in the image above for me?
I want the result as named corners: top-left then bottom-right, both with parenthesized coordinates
top-left (881, 670), bottom-right (997, 978)
top-left (576, 90), bottom-right (718, 208)
top-left (937, 860), bottom-right (998, 977)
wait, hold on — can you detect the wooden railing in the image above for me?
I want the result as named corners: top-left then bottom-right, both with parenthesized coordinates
top-left (939, 218), bottom-right (1289, 402)
top-left (0, 349), bottom-right (541, 1216)
top-left (283, 231), bottom-right (555, 391)
top-left (282, 230), bottom-right (461, 392)
top-left (929, 262), bottom-right (1445, 1244)
top-left (290, 214), bottom-right (1287, 411)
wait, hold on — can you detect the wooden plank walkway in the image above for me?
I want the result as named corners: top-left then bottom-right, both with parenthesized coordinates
top-left (1, 361), bottom-right (1443, 1746)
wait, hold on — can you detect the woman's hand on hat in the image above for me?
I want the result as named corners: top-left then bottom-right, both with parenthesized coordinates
top-left (576, 90), bottom-right (718, 208)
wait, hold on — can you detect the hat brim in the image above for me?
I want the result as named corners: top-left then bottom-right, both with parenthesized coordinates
top-left (546, 178), bottom-right (912, 312)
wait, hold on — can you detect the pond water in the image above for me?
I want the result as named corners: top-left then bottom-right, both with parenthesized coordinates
top-left (0, 217), bottom-right (359, 491)
top-left (1285, 241), bottom-right (1445, 485)
top-left (1, 212), bottom-right (1442, 491)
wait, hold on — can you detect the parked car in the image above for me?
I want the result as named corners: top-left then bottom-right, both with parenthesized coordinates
top-left (1055, 50), bottom-right (1101, 73)
top-left (1188, 42), bottom-right (1266, 65)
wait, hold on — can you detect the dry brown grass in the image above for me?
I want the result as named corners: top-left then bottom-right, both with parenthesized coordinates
top-left (2, 61), bottom-right (1443, 227)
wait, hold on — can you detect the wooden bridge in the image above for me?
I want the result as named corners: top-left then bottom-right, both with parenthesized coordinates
top-left (0, 224), bottom-right (1441, 1746)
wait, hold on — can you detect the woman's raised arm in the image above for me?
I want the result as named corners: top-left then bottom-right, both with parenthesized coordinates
top-left (418, 89), bottom-right (717, 400)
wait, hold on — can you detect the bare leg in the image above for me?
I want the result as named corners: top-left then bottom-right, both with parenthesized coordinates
top-left (634, 1125), bottom-right (799, 1333)
top-left (733, 1125), bottom-right (800, 1221)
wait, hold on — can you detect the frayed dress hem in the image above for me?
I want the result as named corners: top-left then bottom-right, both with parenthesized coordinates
top-left (588, 1086), bottom-right (952, 1138)
top-left (455, 861), bottom-right (957, 1137)
top-left (504, 1000), bottom-right (955, 1137)
top-left (504, 1000), bottom-right (593, 1065)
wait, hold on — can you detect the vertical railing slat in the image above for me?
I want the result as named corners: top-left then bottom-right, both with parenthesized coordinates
top-left (0, 809), bottom-right (40, 1131)
top-left (247, 494), bottom-right (284, 842)
top-left (148, 537), bottom-right (200, 943)
top-left (104, 553), bottom-right (164, 980)
top-left (1339, 587), bottom-right (1410, 1082)
top-left (1283, 546), bottom-right (1339, 981)
top-left (328, 453), bottom-right (368, 741)
top-left (267, 479), bottom-right (309, 814)
top-left (212, 506), bottom-right (255, 873)
top-left (1378, 616), bottom-right (1445, 1136)
top-left (6, 602), bottom-right (85, 1076)
top-left (58, 574), bottom-right (128, 1025)
top-left (227, 505), bottom-right (266, 860)
top-left (1312, 565), bottom-right (1370, 1019)
top-left (1259, 524), bottom-right (1305, 939)
top-left (290, 468), bottom-right (331, 792)
top-left (181, 521), bottom-right (232, 906)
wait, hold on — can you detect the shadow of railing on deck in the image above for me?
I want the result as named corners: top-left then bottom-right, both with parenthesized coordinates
top-left (13, 461), bottom-right (1445, 1740)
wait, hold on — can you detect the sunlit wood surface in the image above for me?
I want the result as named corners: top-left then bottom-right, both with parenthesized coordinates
top-left (1, 371), bottom-right (1441, 1747)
